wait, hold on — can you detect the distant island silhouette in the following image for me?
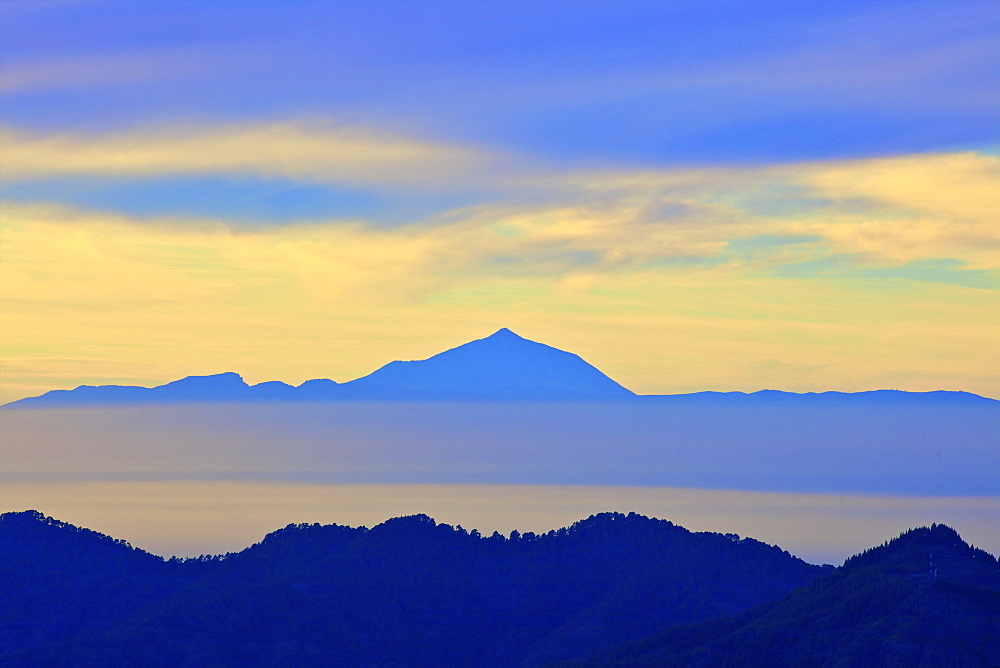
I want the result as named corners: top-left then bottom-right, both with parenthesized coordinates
top-left (4, 328), bottom-right (996, 407)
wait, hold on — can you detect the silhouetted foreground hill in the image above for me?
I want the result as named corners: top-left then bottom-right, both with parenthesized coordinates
top-left (1, 510), bottom-right (825, 666)
top-left (573, 524), bottom-right (1000, 667)
top-left (4, 513), bottom-right (996, 666)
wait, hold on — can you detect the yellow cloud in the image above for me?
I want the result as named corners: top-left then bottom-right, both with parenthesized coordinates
top-left (797, 151), bottom-right (1000, 222)
top-left (2, 145), bottom-right (998, 402)
top-left (4, 119), bottom-right (994, 273)
top-left (3, 183), bottom-right (999, 404)
top-left (0, 121), bottom-right (494, 189)
top-left (786, 152), bottom-right (1000, 269)
top-left (566, 150), bottom-right (1000, 270)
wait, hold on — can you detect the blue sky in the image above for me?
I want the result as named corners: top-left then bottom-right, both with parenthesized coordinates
top-left (5, 0), bottom-right (997, 162)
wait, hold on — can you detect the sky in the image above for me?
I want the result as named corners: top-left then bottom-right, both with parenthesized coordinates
top-left (2, 0), bottom-right (999, 403)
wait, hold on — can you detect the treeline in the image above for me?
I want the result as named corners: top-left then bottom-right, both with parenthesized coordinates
top-left (574, 524), bottom-right (1000, 666)
top-left (5, 510), bottom-right (996, 666)
top-left (1, 510), bottom-right (823, 666)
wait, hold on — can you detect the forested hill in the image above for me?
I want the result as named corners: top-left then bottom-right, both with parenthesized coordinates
top-left (577, 524), bottom-right (1000, 667)
top-left (7, 512), bottom-right (995, 667)
top-left (1, 510), bottom-right (824, 666)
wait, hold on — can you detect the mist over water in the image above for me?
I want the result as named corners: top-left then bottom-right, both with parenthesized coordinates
top-left (4, 481), bottom-right (998, 566)
top-left (2, 400), bottom-right (996, 564)
top-left (3, 401), bottom-right (996, 494)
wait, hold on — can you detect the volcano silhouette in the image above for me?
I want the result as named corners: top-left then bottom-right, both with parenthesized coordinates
top-left (5, 329), bottom-right (634, 405)
top-left (338, 328), bottom-right (634, 400)
top-left (8, 329), bottom-right (994, 407)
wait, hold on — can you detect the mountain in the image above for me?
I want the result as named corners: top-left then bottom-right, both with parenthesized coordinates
top-left (1, 371), bottom-right (260, 406)
top-left (1, 510), bottom-right (826, 666)
top-left (4, 328), bottom-right (633, 406)
top-left (0, 511), bottom-right (188, 657)
top-left (579, 524), bottom-right (1000, 667)
top-left (337, 327), bottom-right (633, 400)
top-left (638, 388), bottom-right (997, 406)
top-left (5, 511), bottom-right (996, 666)
top-left (5, 328), bottom-right (996, 407)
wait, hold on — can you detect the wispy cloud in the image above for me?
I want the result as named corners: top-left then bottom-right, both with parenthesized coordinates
top-left (0, 44), bottom-right (241, 93)
top-left (790, 152), bottom-right (1000, 267)
top-left (564, 150), bottom-right (1000, 272)
top-left (4, 122), bottom-right (996, 280)
top-left (4, 144), bottom-right (999, 402)
top-left (2, 117), bottom-right (997, 402)
top-left (10, 119), bottom-right (995, 267)
top-left (3, 1), bottom-right (996, 167)
top-left (0, 121), bottom-right (498, 190)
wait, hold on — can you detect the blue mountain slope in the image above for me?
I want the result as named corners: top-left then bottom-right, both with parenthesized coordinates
top-left (5, 372), bottom-right (251, 406)
top-left (4, 329), bottom-right (633, 406)
top-left (338, 328), bottom-right (634, 400)
top-left (5, 329), bottom-right (996, 407)
top-left (638, 389), bottom-right (998, 406)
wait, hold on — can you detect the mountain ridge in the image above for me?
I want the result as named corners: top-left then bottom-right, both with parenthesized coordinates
top-left (4, 329), bottom-right (996, 407)
top-left (1, 509), bottom-right (828, 666)
top-left (3, 510), bottom-right (996, 666)
top-left (578, 524), bottom-right (1000, 666)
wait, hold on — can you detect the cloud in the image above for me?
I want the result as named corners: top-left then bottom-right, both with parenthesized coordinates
top-left (788, 152), bottom-right (1000, 263)
top-left (0, 121), bottom-right (497, 191)
top-left (3, 1), bottom-right (996, 171)
top-left (3, 136), bottom-right (997, 281)
top-left (4, 117), bottom-right (996, 271)
top-left (0, 45), bottom-right (234, 93)
top-left (565, 150), bottom-right (1000, 272)
top-left (3, 149), bottom-right (997, 298)
top-left (3, 146), bottom-right (998, 402)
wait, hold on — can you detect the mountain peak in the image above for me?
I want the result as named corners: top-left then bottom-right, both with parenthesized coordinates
top-left (163, 371), bottom-right (245, 386)
top-left (470, 327), bottom-right (530, 347)
top-left (9, 331), bottom-right (993, 407)
top-left (843, 523), bottom-right (997, 570)
top-left (486, 327), bottom-right (520, 339)
top-left (342, 329), bottom-right (635, 400)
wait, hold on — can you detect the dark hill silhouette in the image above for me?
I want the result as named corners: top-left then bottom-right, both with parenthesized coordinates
top-left (1, 509), bottom-right (825, 666)
top-left (6, 511), bottom-right (997, 666)
top-left (580, 524), bottom-right (1000, 667)
top-left (4, 329), bottom-right (996, 406)
top-left (0, 511), bottom-right (185, 656)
